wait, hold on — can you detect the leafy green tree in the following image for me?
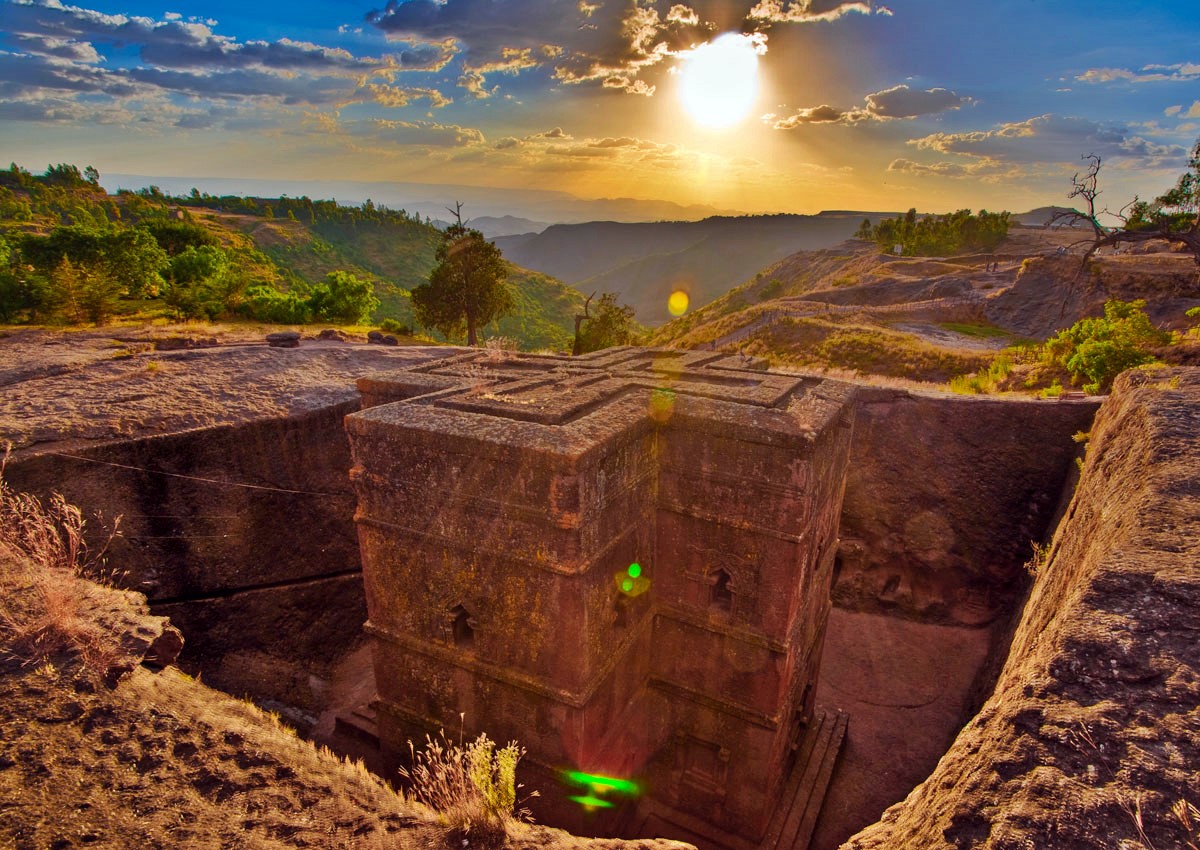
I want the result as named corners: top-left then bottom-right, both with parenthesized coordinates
top-left (412, 223), bottom-right (512, 346)
top-left (161, 245), bottom-right (230, 319)
top-left (19, 226), bottom-right (167, 298)
top-left (863, 208), bottom-right (1011, 256)
top-left (139, 219), bottom-right (219, 256)
top-left (307, 270), bottom-right (379, 324)
top-left (574, 292), bottom-right (641, 354)
top-left (1043, 299), bottom-right (1169, 394)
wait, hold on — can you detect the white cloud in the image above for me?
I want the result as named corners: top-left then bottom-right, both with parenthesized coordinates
top-left (909, 113), bottom-right (1186, 168)
top-left (1077, 61), bottom-right (1200, 84)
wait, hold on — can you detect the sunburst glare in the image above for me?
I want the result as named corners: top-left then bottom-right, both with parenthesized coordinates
top-left (677, 33), bottom-right (761, 129)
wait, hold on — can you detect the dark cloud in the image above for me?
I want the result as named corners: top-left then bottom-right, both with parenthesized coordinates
top-left (11, 33), bottom-right (100, 62)
top-left (0, 49), bottom-right (139, 96)
top-left (769, 103), bottom-right (863, 127)
top-left (2, 1), bottom-right (389, 73)
top-left (770, 84), bottom-right (968, 129)
top-left (865, 85), bottom-right (969, 119)
top-left (0, 0), bottom-right (467, 115)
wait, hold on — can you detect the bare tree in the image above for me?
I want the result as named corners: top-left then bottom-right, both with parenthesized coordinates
top-left (572, 291), bottom-right (595, 357)
top-left (1050, 146), bottom-right (1200, 268)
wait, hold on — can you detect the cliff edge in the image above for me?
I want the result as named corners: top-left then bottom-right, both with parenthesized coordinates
top-left (842, 366), bottom-right (1200, 849)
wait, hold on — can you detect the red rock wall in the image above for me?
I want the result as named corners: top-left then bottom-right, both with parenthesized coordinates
top-left (836, 389), bottom-right (1099, 625)
top-left (4, 403), bottom-right (365, 713)
top-left (841, 367), bottom-right (1200, 850)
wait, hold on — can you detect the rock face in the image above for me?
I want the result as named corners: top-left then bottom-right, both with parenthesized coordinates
top-left (842, 367), bottom-right (1200, 850)
top-left (837, 388), bottom-right (1098, 625)
top-left (346, 348), bottom-right (856, 848)
top-left (4, 404), bottom-right (369, 714)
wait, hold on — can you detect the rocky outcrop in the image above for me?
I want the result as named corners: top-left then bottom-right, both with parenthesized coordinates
top-left (983, 253), bottom-right (1200, 339)
top-left (842, 367), bottom-right (1200, 850)
top-left (4, 403), bottom-right (367, 712)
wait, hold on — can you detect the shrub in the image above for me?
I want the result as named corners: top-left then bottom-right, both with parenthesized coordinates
top-left (237, 284), bottom-right (312, 324)
top-left (399, 731), bottom-right (534, 847)
top-left (1043, 299), bottom-right (1169, 394)
top-left (379, 317), bottom-right (411, 336)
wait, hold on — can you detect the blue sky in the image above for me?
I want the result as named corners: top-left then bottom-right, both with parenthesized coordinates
top-left (1, 0), bottom-right (1198, 215)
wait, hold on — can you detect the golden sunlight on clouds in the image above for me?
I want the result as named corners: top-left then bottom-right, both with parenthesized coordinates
top-left (677, 33), bottom-right (763, 129)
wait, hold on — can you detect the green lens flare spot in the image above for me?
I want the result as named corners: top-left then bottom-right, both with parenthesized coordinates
top-left (568, 795), bottom-right (615, 809)
top-left (563, 771), bottom-right (641, 796)
top-left (621, 578), bottom-right (634, 593)
top-left (627, 563), bottom-right (642, 578)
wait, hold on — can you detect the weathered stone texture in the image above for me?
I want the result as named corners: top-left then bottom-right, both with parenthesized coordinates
top-left (836, 389), bottom-right (1099, 625)
top-left (842, 367), bottom-right (1200, 850)
top-left (4, 403), bottom-right (366, 708)
top-left (346, 348), bottom-right (856, 846)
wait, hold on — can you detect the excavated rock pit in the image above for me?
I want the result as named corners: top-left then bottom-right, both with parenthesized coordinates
top-left (9, 334), bottom-right (1186, 850)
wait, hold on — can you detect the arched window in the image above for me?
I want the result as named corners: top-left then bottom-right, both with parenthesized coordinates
top-left (448, 604), bottom-right (475, 649)
top-left (709, 568), bottom-right (733, 612)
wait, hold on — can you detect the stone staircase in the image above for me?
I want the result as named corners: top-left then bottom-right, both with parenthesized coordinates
top-left (757, 708), bottom-right (849, 850)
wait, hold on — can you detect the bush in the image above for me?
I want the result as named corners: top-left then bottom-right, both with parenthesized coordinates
top-left (1043, 299), bottom-right (1169, 394)
top-left (399, 731), bottom-right (533, 847)
top-left (237, 285), bottom-right (312, 324)
top-left (379, 317), bottom-right (411, 336)
top-left (308, 270), bottom-right (378, 324)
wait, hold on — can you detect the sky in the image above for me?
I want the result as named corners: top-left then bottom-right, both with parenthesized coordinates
top-left (1, 0), bottom-right (1198, 217)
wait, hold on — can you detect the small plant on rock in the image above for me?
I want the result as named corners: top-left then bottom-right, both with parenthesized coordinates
top-left (399, 730), bottom-right (534, 847)
top-left (0, 446), bottom-right (122, 673)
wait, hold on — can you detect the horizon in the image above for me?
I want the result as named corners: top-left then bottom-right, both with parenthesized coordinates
top-left (2, 0), bottom-right (1198, 219)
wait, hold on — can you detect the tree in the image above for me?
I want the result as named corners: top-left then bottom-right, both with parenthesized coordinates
top-left (573, 292), bottom-right (641, 354)
top-left (161, 244), bottom-right (230, 319)
top-left (307, 270), bottom-right (379, 324)
top-left (1051, 141), bottom-right (1200, 266)
top-left (411, 210), bottom-right (512, 346)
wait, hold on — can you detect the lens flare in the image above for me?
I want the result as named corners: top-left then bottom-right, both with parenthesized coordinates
top-left (649, 387), bottom-right (676, 423)
top-left (667, 290), bottom-right (690, 316)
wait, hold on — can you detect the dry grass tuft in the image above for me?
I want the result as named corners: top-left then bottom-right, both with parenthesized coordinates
top-left (399, 730), bottom-right (535, 847)
top-left (0, 444), bottom-right (122, 673)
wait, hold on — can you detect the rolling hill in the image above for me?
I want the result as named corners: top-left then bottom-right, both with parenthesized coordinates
top-left (0, 165), bottom-right (587, 351)
top-left (494, 212), bottom-right (898, 324)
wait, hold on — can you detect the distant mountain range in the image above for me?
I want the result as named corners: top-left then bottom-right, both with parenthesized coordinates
top-left (493, 212), bottom-right (903, 324)
top-left (105, 174), bottom-right (736, 227)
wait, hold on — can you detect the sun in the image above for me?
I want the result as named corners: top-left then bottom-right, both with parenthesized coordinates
top-left (677, 33), bottom-right (761, 129)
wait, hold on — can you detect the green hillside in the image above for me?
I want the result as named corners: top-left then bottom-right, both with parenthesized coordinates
top-left (0, 162), bottom-right (584, 350)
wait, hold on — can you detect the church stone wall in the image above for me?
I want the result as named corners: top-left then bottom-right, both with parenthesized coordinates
top-left (346, 348), bottom-right (855, 847)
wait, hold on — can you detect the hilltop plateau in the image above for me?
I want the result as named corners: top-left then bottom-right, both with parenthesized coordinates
top-left (651, 226), bottom-right (1200, 392)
